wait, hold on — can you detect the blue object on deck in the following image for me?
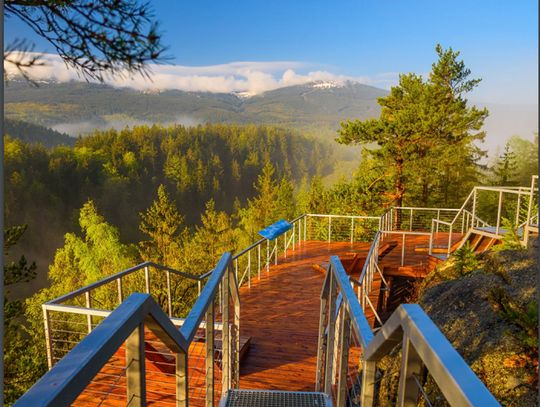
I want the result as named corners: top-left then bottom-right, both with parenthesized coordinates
top-left (258, 219), bottom-right (292, 240)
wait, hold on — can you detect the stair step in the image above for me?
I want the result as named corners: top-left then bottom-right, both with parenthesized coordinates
top-left (220, 389), bottom-right (332, 407)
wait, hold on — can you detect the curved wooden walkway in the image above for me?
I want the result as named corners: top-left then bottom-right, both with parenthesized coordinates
top-left (71, 233), bottom-right (461, 404)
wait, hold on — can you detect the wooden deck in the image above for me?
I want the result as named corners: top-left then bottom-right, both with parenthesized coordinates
top-left (239, 240), bottom-right (372, 392)
top-left (71, 233), bottom-right (460, 405)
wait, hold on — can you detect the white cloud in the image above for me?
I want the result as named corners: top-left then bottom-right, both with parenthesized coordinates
top-left (5, 52), bottom-right (399, 94)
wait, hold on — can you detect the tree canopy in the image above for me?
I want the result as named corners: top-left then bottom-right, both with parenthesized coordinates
top-left (338, 45), bottom-right (488, 208)
top-left (5, 0), bottom-right (167, 81)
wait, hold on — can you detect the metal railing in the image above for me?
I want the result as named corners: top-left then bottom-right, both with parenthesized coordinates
top-left (17, 253), bottom-right (240, 407)
top-left (305, 214), bottom-right (381, 243)
top-left (315, 256), bottom-right (500, 407)
top-left (42, 261), bottom-right (213, 370)
top-left (234, 214), bottom-right (307, 288)
top-left (429, 177), bottom-right (539, 255)
top-left (380, 207), bottom-right (459, 233)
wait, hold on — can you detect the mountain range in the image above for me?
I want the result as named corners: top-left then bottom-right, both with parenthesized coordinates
top-left (5, 78), bottom-right (537, 155)
top-left (5, 79), bottom-right (386, 140)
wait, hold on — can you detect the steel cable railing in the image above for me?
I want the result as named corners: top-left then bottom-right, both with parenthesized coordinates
top-left (19, 253), bottom-right (240, 407)
top-left (315, 256), bottom-right (500, 407)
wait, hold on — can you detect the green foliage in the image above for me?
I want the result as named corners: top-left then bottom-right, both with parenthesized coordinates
top-left (4, 124), bottom-right (330, 296)
top-left (139, 184), bottom-right (184, 266)
top-left (506, 134), bottom-right (538, 186)
top-left (4, 225), bottom-right (36, 286)
top-left (5, 119), bottom-right (74, 148)
top-left (493, 218), bottom-right (526, 252)
top-left (26, 201), bottom-right (136, 318)
top-left (451, 243), bottom-right (480, 276)
top-left (4, 225), bottom-right (46, 405)
top-left (488, 287), bottom-right (538, 353)
top-left (183, 200), bottom-right (238, 275)
top-left (491, 142), bottom-right (518, 185)
top-left (338, 45), bottom-right (487, 209)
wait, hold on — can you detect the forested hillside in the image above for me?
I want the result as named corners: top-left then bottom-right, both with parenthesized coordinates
top-left (4, 123), bottom-right (332, 297)
top-left (5, 119), bottom-right (75, 148)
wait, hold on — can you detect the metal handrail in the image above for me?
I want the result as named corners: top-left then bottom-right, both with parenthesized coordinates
top-left (47, 261), bottom-right (200, 306)
top-left (316, 256), bottom-right (500, 407)
top-left (22, 253), bottom-right (240, 407)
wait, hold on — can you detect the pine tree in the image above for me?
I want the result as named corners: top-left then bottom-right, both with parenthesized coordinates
top-left (337, 45), bottom-right (487, 210)
top-left (492, 142), bottom-right (519, 185)
top-left (139, 184), bottom-right (184, 266)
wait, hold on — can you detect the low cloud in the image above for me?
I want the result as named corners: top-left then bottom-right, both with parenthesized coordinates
top-left (52, 115), bottom-right (202, 137)
top-left (5, 52), bottom-right (398, 95)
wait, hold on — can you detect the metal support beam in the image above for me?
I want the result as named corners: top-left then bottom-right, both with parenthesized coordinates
top-left (324, 272), bottom-right (337, 395)
top-left (315, 290), bottom-right (328, 392)
top-left (336, 308), bottom-right (351, 407)
top-left (360, 360), bottom-right (377, 407)
top-left (496, 191), bottom-right (503, 235)
top-left (43, 308), bottom-right (53, 369)
top-left (176, 352), bottom-right (188, 407)
top-left (126, 323), bottom-right (146, 407)
top-left (117, 277), bottom-right (123, 304)
top-left (144, 266), bottom-right (150, 294)
top-left (221, 270), bottom-right (230, 393)
top-left (397, 335), bottom-right (423, 407)
top-left (205, 302), bottom-right (214, 407)
top-left (166, 271), bottom-right (172, 317)
top-left (85, 292), bottom-right (93, 333)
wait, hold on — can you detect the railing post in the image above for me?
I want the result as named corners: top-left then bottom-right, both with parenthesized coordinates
top-left (176, 351), bottom-right (188, 407)
top-left (515, 192), bottom-right (521, 226)
top-left (324, 272), bottom-right (338, 395)
top-left (274, 239), bottom-right (278, 265)
top-left (447, 225), bottom-right (453, 254)
top-left (248, 251), bottom-right (252, 288)
top-left (472, 189), bottom-right (477, 228)
top-left (85, 292), bottom-right (93, 333)
top-left (166, 270), bottom-right (172, 317)
top-left (284, 231), bottom-right (287, 258)
top-left (315, 279), bottom-right (329, 392)
top-left (401, 234), bottom-right (405, 267)
top-left (231, 267), bottom-right (240, 388)
top-left (267, 239), bottom-right (270, 272)
top-left (257, 244), bottom-right (261, 279)
top-left (42, 307), bottom-right (53, 369)
top-left (429, 221), bottom-right (434, 255)
top-left (126, 322), bottom-right (146, 407)
top-left (235, 258), bottom-right (239, 281)
top-left (117, 277), bottom-right (123, 304)
top-left (205, 302), bottom-right (214, 407)
top-left (292, 222), bottom-right (298, 252)
top-left (221, 269), bottom-right (230, 393)
top-left (397, 335), bottom-right (423, 407)
top-left (328, 216), bottom-right (332, 243)
top-left (198, 280), bottom-right (202, 296)
top-left (496, 190), bottom-right (503, 235)
top-left (361, 360), bottom-right (377, 407)
top-left (525, 177), bottom-right (535, 246)
top-left (350, 217), bottom-right (354, 244)
top-left (144, 266), bottom-right (150, 294)
top-left (304, 215), bottom-right (308, 242)
top-left (409, 208), bottom-right (413, 231)
top-left (336, 307), bottom-right (351, 407)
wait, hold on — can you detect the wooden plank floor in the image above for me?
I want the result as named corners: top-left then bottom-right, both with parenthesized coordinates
top-left (238, 240), bottom-right (372, 392)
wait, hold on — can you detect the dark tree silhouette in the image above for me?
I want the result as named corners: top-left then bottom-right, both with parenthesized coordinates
top-left (5, 0), bottom-right (168, 81)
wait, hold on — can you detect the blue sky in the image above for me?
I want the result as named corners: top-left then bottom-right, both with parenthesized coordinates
top-left (5, 0), bottom-right (538, 104)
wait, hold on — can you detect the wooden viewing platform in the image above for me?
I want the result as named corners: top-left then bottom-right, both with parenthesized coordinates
top-left (71, 233), bottom-right (462, 405)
